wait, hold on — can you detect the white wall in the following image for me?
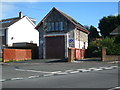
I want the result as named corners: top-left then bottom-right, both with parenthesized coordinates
top-left (74, 29), bottom-right (88, 49)
top-left (7, 16), bottom-right (39, 46)
top-left (75, 40), bottom-right (88, 49)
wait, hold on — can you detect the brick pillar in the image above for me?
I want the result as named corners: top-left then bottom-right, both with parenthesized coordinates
top-left (68, 48), bottom-right (71, 62)
top-left (68, 48), bottom-right (75, 62)
top-left (102, 48), bottom-right (106, 61)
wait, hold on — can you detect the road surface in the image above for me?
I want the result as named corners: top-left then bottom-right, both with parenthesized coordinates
top-left (1, 59), bottom-right (119, 89)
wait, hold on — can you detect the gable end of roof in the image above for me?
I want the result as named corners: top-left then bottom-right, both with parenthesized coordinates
top-left (35, 7), bottom-right (89, 34)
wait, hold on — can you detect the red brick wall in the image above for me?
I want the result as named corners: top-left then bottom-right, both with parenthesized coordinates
top-left (75, 48), bottom-right (85, 60)
top-left (3, 49), bottom-right (32, 62)
top-left (75, 49), bottom-right (81, 60)
top-left (68, 48), bottom-right (85, 62)
top-left (102, 48), bottom-right (120, 61)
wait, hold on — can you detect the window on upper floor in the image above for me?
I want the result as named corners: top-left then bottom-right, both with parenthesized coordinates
top-left (47, 21), bottom-right (64, 31)
top-left (55, 22), bottom-right (59, 31)
top-left (59, 22), bottom-right (63, 31)
top-left (48, 23), bottom-right (51, 31)
top-left (51, 22), bottom-right (55, 31)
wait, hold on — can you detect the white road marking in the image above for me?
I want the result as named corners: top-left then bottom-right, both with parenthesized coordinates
top-left (77, 69), bottom-right (91, 72)
top-left (65, 70), bottom-right (74, 72)
top-left (78, 69), bottom-right (91, 72)
top-left (91, 68), bottom-right (103, 71)
top-left (69, 71), bottom-right (79, 74)
top-left (28, 75), bottom-right (39, 79)
top-left (11, 78), bottom-right (23, 80)
top-left (110, 66), bottom-right (118, 68)
top-left (81, 69), bottom-right (92, 72)
top-left (99, 66), bottom-right (118, 70)
top-left (99, 67), bottom-right (108, 69)
top-left (1, 65), bottom-right (115, 82)
top-left (55, 72), bottom-right (68, 75)
top-left (77, 69), bottom-right (87, 71)
top-left (104, 67), bottom-right (115, 70)
top-left (89, 68), bottom-right (98, 70)
top-left (44, 74), bottom-right (54, 77)
top-left (0, 79), bottom-right (6, 82)
top-left (51, 71), bottom-right (62, 74)
top-left (108, 86), bottom-right (120, 90)
top-left (15, 69), bottom-right (58, 74)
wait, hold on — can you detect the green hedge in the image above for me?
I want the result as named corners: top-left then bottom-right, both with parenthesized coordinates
top-left (86, 36), bottom-right (120, 58)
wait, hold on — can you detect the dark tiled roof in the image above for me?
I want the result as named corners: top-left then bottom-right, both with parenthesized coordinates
top-left (110, 25), bottom-right (120, 35)
top-left (0, 17), bottom-right (21, 28)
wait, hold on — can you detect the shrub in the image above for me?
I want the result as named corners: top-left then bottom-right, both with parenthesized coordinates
top-left (86, 41), bottom-right (101, 58)
top-left (86, 37), bottom-right (120, 57)
top-left (114, 34), bottom-right (120, 44)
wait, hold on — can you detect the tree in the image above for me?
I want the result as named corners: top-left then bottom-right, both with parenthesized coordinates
top-left (98, 15), bottom-right (120, 37)
top-left (114, 34), bottom-right (120, 44)
top-left (89, 25), bottom-right (100, 42)
top-left (86, 37), bottom-right (120, 58)
top-left (100, 37), bottom-right (120, 55)
top-left (84, 25), bottom-right (89, 30)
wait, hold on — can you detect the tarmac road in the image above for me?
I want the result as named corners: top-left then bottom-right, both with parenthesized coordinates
top-left (1, 59), bottom-right (119, 89)
top-left (2, 69), bottom-right (119, 89)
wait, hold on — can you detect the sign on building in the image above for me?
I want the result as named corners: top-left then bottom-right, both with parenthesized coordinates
top-left (69, 38), bottom-right (74, 48)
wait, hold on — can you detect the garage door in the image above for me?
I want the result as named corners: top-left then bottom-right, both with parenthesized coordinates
top-left (45, 36), bottom-right (65, 59)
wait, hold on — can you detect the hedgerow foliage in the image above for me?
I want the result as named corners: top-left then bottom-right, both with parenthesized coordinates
top-left (86, 36), bottom-right (120, 57)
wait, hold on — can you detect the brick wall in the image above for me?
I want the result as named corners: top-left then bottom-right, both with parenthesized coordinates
top-left (75, 48), bottom-right (85, 60)
top-left (3, 49), bottom-right (32, 62)
top-left (68, 48), bottom-right (85, 62)
top-left (102, 48), bottom-right (120, 61)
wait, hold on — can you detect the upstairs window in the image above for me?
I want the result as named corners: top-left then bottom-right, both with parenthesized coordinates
top-left (59, 22), bottom-right (63, 31)
top-left (55, 22), bottom-right (59, 31)
top-left (51, 22), bottom-right (54, 31)
top-left (47, 22), bottom-right (64, 31)
top-left (48, 23), bottom-right (51, 31)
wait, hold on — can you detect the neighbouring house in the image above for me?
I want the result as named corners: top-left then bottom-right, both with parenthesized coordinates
top-left (110, 25), bottom-right (120, 36)
top-left (36, 7), bottom-right (89, 59)
top-left (0, 12), bottom-right (39, 58)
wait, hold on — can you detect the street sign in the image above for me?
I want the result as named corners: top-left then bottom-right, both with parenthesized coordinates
top-left (69, 39), bottom-right (74, 43)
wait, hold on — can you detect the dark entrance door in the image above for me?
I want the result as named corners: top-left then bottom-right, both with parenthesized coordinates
top-left (45, 36), bottom-right (65, 59)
